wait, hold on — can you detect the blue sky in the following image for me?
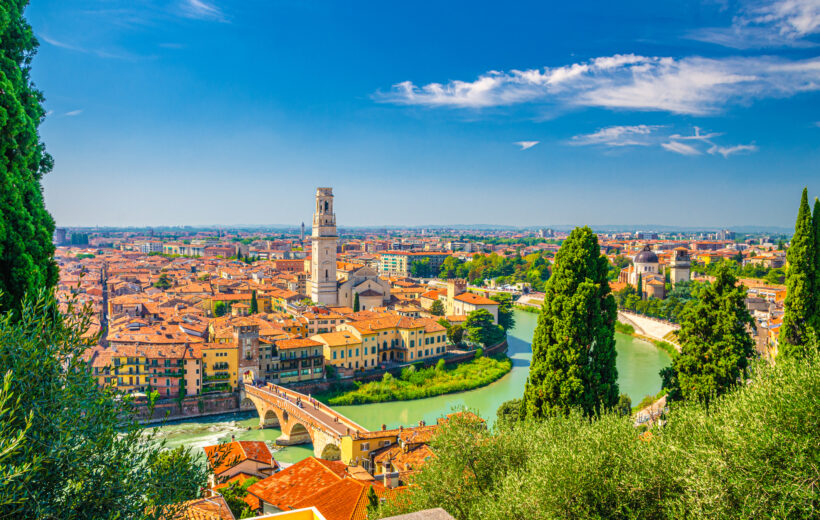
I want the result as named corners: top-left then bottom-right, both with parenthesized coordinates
top-left (27, 0), bottom-right (820, 228)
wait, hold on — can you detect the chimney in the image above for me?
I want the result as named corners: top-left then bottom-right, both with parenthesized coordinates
top-left (381, 424), bottom-right (386, 431)
top-left (231, 434), bottom-right (235, 442)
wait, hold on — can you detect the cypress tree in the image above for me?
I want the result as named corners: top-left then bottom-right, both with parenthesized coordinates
top-left (780, 188), bottom-right (816, 356)
top-left (0, 0), bottom-right (58, 313)
top-left (521, 226), bottom-right (618, 419)
top-left (661, 263), bottom-right (755, 405)
top-left (813, 197), bottom-right (820, 335)
top-left (353, 292), bottom-right (360, 312)
top-left (250, 290), bottom-right (258, 314)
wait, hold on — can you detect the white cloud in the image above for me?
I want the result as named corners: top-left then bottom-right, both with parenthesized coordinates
top-left (570, 125), bottom-right (662, 146)
top-left (691, 0), bottom-right (820, 48)
top-left (515, 141), bottom-right (539, 150)
top-left (707, 143), bottom-right (759, 157)
top-left (375, 54), bottom-right (820, 115)
top-left (180, 0), bottom-right (225, 21)
top-left (65, 110), bottom-right (83, 116)
top-left (668, 127), bottom-right (723, 140)
top-left (662, 141), bottom-right (702, 155)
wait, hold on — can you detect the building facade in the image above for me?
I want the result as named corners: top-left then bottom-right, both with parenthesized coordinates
top-left (308, 188), bottom-right (339, 305)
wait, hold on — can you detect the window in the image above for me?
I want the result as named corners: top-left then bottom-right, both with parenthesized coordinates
top-left (333, 351), bottom-right (337, 360)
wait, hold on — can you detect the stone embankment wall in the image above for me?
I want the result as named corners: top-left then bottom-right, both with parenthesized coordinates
top-left (137, 392), bottom-right (239, 424)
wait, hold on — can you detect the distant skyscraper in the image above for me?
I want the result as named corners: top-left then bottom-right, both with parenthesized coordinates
top-left (300, 222), bottom-right (305, 242)
top-left (308, 188), bottom-right (338, 305)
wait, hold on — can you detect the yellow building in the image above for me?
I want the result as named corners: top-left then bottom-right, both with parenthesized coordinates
top-left (312, 331), bottom-right (375, 373)
top-left (201, 342), bottom-right (239, 393)
top-left (336, 315), bottom-right (448, 364)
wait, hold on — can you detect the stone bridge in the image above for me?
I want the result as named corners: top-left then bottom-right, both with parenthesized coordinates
top-left (241, 383), bottom-right (368, 460)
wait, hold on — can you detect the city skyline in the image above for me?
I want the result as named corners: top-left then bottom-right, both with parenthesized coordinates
top-left (28, 0), bottom-right (820, 227)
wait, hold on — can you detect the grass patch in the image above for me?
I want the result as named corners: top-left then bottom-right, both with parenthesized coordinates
top-left (315, 355), bottom-right (513, 405)
top-left (514, 305), bottom-right (540, 314)
top-left (614, 321), bottom-right (635, 335)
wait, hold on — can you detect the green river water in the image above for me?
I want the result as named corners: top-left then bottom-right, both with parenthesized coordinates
top-left (147, 309), bottom-right (671, 464)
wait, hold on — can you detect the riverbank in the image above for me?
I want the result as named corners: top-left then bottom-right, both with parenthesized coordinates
top-left (615, 320), bottom-right (678, 358)
top-left (314, 354), bottom-right (513, 405)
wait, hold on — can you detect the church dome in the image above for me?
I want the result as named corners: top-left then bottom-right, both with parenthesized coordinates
top-left (634, 246), bottom-right (659, 264)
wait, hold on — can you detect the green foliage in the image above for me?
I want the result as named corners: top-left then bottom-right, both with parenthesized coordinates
top-left (0, 1), bottom-right (59, 316)
top-left (0, 370), bottom-right (38, 509)
top-left (317, 356), bottom-right (512, 405)
top-left (221, 476), bottom-right (259, 518)
top-left (490, 293), bottom-right (515, 331)
top-left (781, 188), bottom-right (818, 356)
top-left (522, 226), bottom-right (619, 419)
top-left (614, 284), bottom-right (694, 323)
top-left (213, 301), bottom-right (227, 317)
top-left (474, 347), bottom-right (483, 359)
top-left (375, 351), bottom-right (820, 520)
top-left (69, 233), bottom-right (89, 245)
top-left (438, 252), bottom-right (551, 291)
top-left (464, 309), bottom-right (505, 346)
top-left (250, 290), bottom-right (258, 314)
top-left (435, 358), bottom-right (446, 372)
top-left (410, 257), bottom-right (433, 278)
top-left (495, 398), bottom-right (521, 425)
top-left (616, 393), bottom-right (632, 416)
top-left (447, 324), bottom-right (464, 345)
top-left (814, 197), bottom-right (820, 333)
top-left (613, 321), bottom-right (635, 335)
top-left (153, 273), bottom-right (171, 290)
top-left (0, 293), bottom-right (208, 518)
top-left (353, 292), bottom-right (360, 312)
top-left (661, 263), bottom-right (755, 406)
top-left (691, 258), bottom-right (784, 283)
top-left (429, 299), bottom-right (445, 316)
top-left (75, 253), bottom-right (95, 260)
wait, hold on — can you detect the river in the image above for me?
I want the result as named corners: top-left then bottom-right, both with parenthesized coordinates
top-left (147, 309), bottom-right (671, 463)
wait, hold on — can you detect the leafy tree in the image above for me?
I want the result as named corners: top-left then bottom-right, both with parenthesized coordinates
top-left (495, 398), bottom-right (521, 425)
top-left (353, 292), bottom-right (360, 312)
top-left (521, 226), bottom-right (618, 420)
top-left (616, 394), bottom-right (632, 416)
top-left (221, 476), bottom-right (259, 518)
top-left (0, 293), bottom-right (208, 518)
top-left (153, 273), bottom-right (171, 290)
top-left (213, 301), bottom-right (227, 317)
top-left (250, 290), bottom-right (258, 314)
top-left (447, 324), bottom-right (464, 345)
top-left (661, 263), bottom-right (755, 406)
top-left (780, 188), bottom-right (816, 356)
top-left (490, 293), bottom-right (515, 331)
top-left (464, 309), bottom-right (504, 346)
top-left (410, 258), bottom-right (433, 278)
top-left (430, 299), bottom-right (444, 316)
top-left (0, 0), bottom-right (59, 316)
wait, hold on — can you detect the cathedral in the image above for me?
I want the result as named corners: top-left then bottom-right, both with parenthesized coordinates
top-left (306, 188), bottom-right (390, 309)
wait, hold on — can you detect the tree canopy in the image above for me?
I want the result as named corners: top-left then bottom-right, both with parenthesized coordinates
top-left (781, 188), bottom-right (817, 356)
top-left (661, 263), bottom-right (755, 405)
top-left (521, 226), bottom-right (618, 419)
top-left (0, 0), bottom-right (58, 315)
top-left (464, 309), bottom-right (504, 346)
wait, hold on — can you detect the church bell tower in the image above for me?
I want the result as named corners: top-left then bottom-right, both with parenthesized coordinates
top-left (309, 187), bottom-right (338, 305)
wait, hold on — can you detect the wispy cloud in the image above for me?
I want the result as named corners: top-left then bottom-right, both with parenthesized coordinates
top-left (690, 0), bottom-right (820, 48)
top-left (64, 110), bottom-right (83, 117)
top-left (662, 141), bottom-right (702, 156)
top-left (38, 32), bottom-right (140, 60)
top-left (180, 0), bottom-right (226, 22)
top-left (570, 125), bottom-right (662, 147)
top-left (515, 141), bottom-right (539, 150)
top-left (571, 125), bottom-right (758, 158)
top-left (668, 127), bottom-right (723, 141)
top-left (707, 143), bottom-right (758, 157)
top-left (375, 54), bottom-right (820, 115)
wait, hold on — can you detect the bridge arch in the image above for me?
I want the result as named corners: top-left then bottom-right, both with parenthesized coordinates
top-left (320, 443), bottom-right (341, 461)
top-left (262, 409), bottom-right (280, 428)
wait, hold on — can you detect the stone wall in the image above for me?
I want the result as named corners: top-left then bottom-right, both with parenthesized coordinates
top-left (137, 392), bottom-right (239, 423)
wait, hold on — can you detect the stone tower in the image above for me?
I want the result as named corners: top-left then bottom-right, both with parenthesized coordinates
top-left (309, 187), bottom-right (338, 305)
top-left (234, 322), bottom-right (260, 384)
top-left (670, 248), bottom-right (691, 286)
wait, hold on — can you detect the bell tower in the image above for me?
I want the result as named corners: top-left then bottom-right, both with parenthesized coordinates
top-left (309, 187), bottom-right (338, 305)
